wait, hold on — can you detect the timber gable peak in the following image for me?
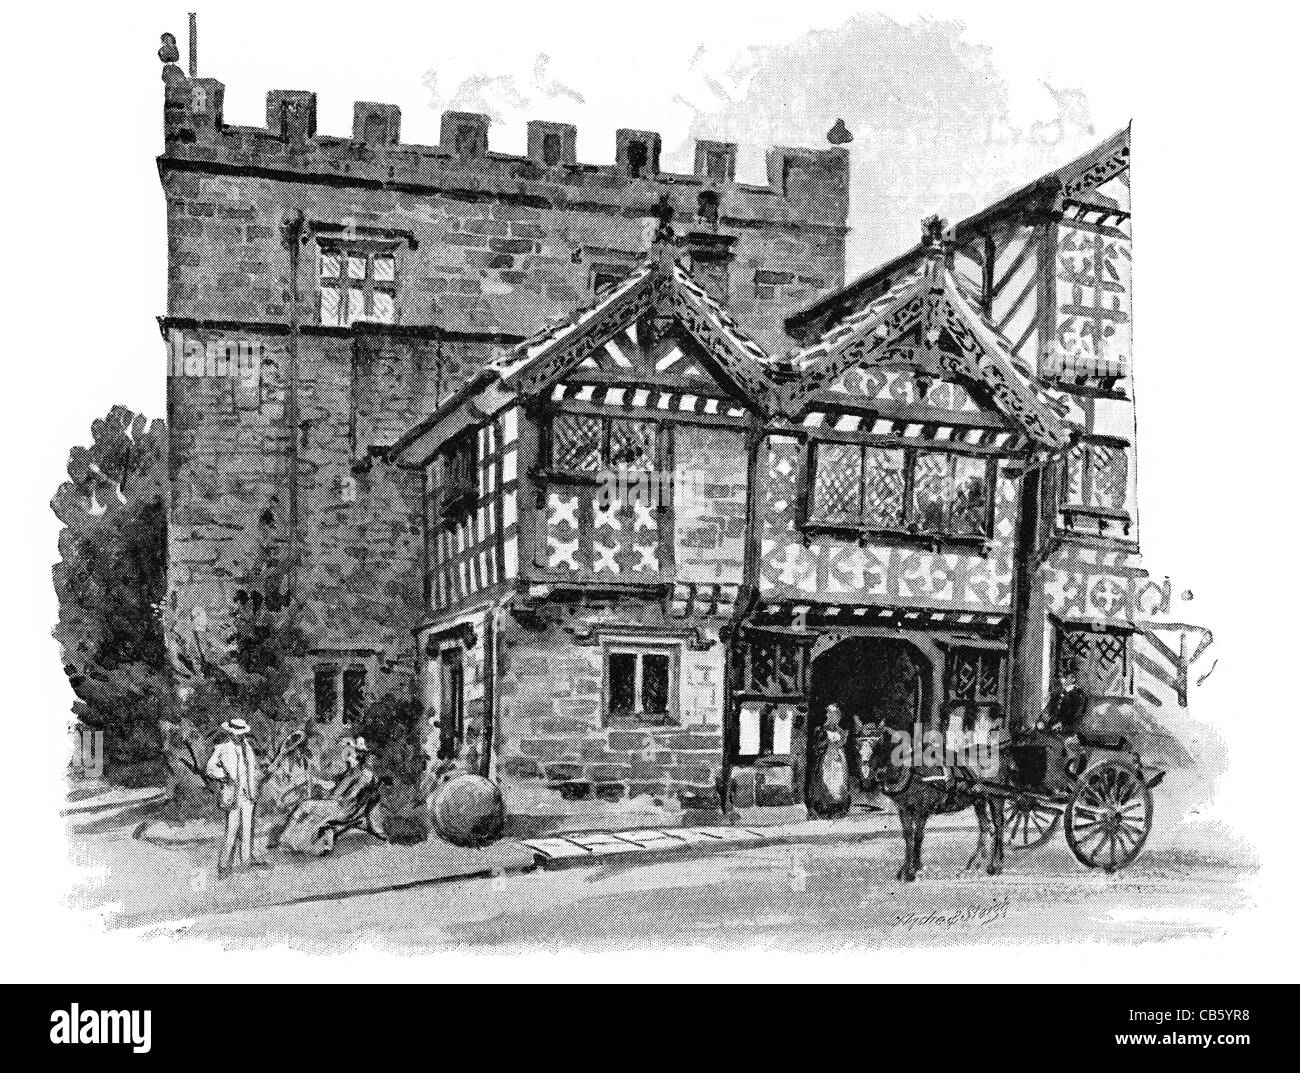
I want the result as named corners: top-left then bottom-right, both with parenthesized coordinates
top-left (783, 241), bottom-right (1073, 450)
top-left (493, 249), bottom-right (779, 415)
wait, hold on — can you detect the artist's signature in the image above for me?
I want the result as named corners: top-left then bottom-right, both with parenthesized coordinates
top-left (892, 897), bottom-right (1010, 930)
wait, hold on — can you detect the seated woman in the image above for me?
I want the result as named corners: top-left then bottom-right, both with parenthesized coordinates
top-left (276, 737), bottom-right (378, 855)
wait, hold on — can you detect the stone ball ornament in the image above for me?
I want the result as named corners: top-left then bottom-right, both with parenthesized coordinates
top-left (431, 773), bottom-right (506, 847)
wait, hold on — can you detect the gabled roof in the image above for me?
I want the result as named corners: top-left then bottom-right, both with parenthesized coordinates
top-left (785, 126), bottom-right (1132, 342)
top-left (785, 252), bottom-right (1072, 449)
top-left (491, 250), bottom-right (778, 413)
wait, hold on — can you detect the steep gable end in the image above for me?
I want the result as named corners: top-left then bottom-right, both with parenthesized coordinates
top-left (494, 254), bottom-right (777, 413)
top-left (787, 256), bottom-right (1071, 449)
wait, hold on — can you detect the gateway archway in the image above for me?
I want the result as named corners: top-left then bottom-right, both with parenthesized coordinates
top-left (806, 636), bottom-right (933, 808)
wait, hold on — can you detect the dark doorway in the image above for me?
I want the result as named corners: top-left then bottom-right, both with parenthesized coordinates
top-left (806, 636), bottom-right (931, 801)
top-left (439, 647), bottom-right (465, 761)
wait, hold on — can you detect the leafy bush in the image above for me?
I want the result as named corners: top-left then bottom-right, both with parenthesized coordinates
top-left (52, 407), bottom-right (170, 783)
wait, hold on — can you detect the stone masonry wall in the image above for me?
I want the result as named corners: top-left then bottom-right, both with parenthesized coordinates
top-left (494, 604), bottom-right (727, 823)
top-left (165, 326), bottom-right (498, 710)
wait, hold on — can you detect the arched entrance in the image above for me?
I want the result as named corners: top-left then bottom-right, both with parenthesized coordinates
top-left (806, 636), bottom-right (933, 809)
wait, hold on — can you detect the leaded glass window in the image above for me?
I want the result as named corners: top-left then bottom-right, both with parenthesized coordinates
top-left (809, 443), bottom-right (905, 528)
top-left (1056, 626), bottom-right (1131, 698)
top-left (811, 442), bottom-right (862, 525)
top-left (318, 244), bottom-right (398, 327)
top-left (946, 648), bottom-right (1003, 703)
top-left (1063, 440), bottom-right (1129, 514)
top-left (551, 414), bottom-right (603, 473)
top-left (863, 448), bottom-right (906, 528)
top-left (912, 451), bottom-right (991, 536)
top-left (549, 413), bottom-right (658, 474)
top-left (808, 441), bottom-right (989, 538)
top-left (609, 419), bottom-right (656, 470)
top-left (742, 636), bottom-right (805, 697)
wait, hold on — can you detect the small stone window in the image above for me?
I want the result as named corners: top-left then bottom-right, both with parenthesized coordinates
top-left (318, 243), bottom-right (398, 326)
top-left (439, 646), bottom-right (465, 760)
top-left (314, 663), bottom-right (367, 722)
top-left (362, 112), bottom-right (386, 144)
top-left (606, 645), bottom-right (677, 725)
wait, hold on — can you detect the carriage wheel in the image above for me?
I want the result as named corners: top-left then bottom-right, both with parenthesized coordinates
top-left (1064, 759), bottom-right (1153, 872)
top-left (1000, 794), bottom-right (1062, 851)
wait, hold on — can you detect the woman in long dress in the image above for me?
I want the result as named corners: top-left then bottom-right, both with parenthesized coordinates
top-left (276, 738), bottom-right (378, 855)
top-left (807, 704), bottom-right (852, 818)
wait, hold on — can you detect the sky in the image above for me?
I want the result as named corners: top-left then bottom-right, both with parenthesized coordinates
top-left (189, 2), bottom-right (1123, 272)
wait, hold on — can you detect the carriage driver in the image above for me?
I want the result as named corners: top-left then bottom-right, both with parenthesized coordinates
top-left (1037, 661), bottom-right (1089, 780)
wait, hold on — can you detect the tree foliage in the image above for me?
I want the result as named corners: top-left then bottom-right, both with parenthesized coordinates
top-left (52, 406), bottom-right (171, 782)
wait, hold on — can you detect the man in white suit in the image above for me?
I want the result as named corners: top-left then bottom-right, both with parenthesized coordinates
top-left (205, 717), bottom-right (268, 877)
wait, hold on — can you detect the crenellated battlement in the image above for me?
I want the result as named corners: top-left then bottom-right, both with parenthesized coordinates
top-left (162, 74), bottom-right (850, 229)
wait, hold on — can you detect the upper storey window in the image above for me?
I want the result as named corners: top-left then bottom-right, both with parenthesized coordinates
top-left (1062, 439), bottom-right (1128, 517)
top-left (549, 413), bottom-right (658, 475)
top-left (318, 244), bottom-right (397, 327)
top-left (807, 442), bottom-right (992, 541)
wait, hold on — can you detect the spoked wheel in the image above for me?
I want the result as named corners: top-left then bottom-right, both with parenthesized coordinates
top-left (1065, 759), bottom-right (1153, 872)
top-left (1000, 793), bottom-right (1062, 851)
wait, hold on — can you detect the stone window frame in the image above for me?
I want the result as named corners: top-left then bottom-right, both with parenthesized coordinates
top-left (436, 642), bottom-right (466, 760)
top-left (311, 651), bottom-right (376, 722)
top-left (602, 639), bottom-right (681, 728)
top-left (317, 238), bottom-right (400, 327)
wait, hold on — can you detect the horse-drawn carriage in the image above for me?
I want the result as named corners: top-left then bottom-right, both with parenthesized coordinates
top-left (989, 729), bottom-right (1165, 872)
top-left (856, 717), bottom-right (1168, 879)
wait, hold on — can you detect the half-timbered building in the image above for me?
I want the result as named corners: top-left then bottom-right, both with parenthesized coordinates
top-left (396, 126), bottom-right (1211, 827)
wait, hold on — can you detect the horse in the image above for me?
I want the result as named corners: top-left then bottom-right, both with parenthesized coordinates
top-left (855, 720), bottom-right (1005, 882)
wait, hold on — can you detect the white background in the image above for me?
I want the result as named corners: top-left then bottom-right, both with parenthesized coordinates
top-left (1, 0), bottom-right (1295, 982)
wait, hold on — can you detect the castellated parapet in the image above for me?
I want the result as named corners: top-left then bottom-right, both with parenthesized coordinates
top-left (161, 73), bottom-right (849, 352)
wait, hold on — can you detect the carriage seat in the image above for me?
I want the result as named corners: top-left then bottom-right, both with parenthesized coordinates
top-left (1076, 731), bottom-right (1129, 753)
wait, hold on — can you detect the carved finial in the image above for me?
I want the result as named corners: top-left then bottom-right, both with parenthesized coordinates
top-left (159, 32), bottom-right (184, 84)
top-left (827, 118), bottom-right (853, 145)
top-left (922, 215), bottom-right (956, 255)
top-left (158, 32), bottom-right (180, 64)
top-left (922, 215), bottom-right (946, 248)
